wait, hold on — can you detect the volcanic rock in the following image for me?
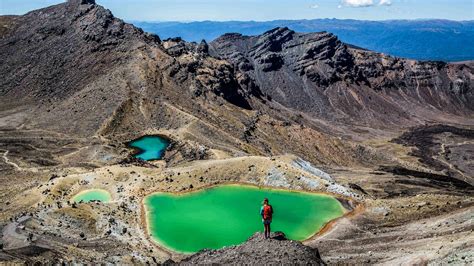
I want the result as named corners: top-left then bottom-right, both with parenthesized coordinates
top-left (181, 232), bottom-right (325, 265)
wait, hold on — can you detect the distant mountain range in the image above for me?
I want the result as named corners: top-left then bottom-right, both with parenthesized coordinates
top-left (133, 19), bottom-right (474, 62)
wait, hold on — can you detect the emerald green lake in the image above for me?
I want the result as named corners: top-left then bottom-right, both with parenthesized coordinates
top-left (128, 136), bottom-right (170, 161)
top-left (144, 185), bottom-right (345, 253)
top-left (72, 189), bottom-right (112, 203)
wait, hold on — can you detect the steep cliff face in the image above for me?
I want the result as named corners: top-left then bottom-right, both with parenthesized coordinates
top-left (210, 27), bottom-right (474, 127)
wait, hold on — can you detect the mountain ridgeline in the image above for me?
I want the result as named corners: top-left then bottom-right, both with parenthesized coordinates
top-left (134, 19), bottom-right (474, 62)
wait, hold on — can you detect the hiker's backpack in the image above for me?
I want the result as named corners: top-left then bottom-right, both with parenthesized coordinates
top-left (263, 205), bottom-right (273, 219)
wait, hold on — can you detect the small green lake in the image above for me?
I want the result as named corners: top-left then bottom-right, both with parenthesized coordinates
top-left (144, 184), bottom-right (345, 253)
top-left (72, 189), bottom-right (112, 203)
top-left (128, 135), bottom-right (170, 161)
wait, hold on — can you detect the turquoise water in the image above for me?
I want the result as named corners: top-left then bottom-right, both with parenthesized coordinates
top-left (72, 189), bottom-right (111, 203)
top-left (144, 184), bottom-right (345, 253)
top-left (128, 136), bottom-right (170, 161)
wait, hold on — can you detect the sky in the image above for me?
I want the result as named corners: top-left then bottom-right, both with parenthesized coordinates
top-left (0, 0), bottom-right (473, 21)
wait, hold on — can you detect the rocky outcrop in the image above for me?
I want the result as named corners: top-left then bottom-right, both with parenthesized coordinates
top-left (181, 232), bottom-right (325, 265)
top-left (160, 37), bottom-right (262, 109)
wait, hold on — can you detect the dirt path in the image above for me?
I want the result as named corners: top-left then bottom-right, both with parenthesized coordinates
top-left (1, 149), bottom-right (22, 171)
top-left (438, 137), bottom-right (469, 182)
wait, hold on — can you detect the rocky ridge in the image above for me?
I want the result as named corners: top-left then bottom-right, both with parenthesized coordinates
top-left (210, 27), bottom-right (474, 127)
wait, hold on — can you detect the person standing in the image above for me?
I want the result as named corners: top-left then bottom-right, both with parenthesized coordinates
top-left (260, 198), bottom-right (273, 239)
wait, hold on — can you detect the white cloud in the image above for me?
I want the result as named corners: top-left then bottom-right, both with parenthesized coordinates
top-left (379, 0), bottom-right (392, 6)
top-left (341, 0), bottom-right (374, 7)
top-left (310, 4), bottom-right (319, 9)
top-left (340, 0), bottom-right (392, 7)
